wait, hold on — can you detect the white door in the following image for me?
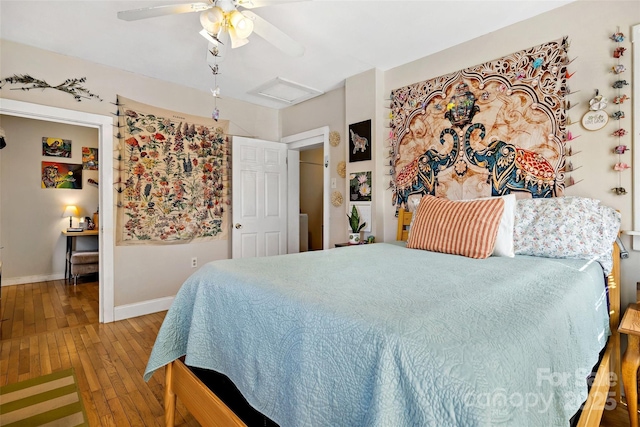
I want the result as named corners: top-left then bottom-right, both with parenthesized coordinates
top-left (232, 137), bottom-right (288, 259)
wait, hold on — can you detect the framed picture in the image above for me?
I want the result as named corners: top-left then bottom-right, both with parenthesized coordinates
top-left (349, 171), bottom-right (372, 202)
top-left (348, 120), bottom-right (371, 162)
top-left (41, 161), bottom-right (83, 189)
top-left (42, 137), bottom-right (71, 157)
top-left (82, 147), bottom-right (99, 170)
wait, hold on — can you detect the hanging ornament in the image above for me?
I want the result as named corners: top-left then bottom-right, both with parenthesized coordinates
top-left (610, 32), bottom-right (625, 42)
top-left (613, 46), bottom-right (626, 58)
top-left (329, 131), bottom-right (341, 147)
top-left (337, 161), bottom-right (346, 178)
top-left (614, 145), bottom-right (629, 154)
top-left (212, 107), bottom-right (220, 121)
top-left (331, 191), bottom-right (344, 207)
top-left (612, 64), bottom-right (626, 74)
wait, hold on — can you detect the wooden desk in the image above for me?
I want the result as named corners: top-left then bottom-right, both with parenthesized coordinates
top-left (62, 230), bottom-right (99, 280)
top-left (619, 303), bottom-right (640, 427)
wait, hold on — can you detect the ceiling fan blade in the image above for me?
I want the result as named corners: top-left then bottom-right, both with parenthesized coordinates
top-left (237, 0), bottom-right (308, 9)
top-left (117, 2), bottom-right (211, 21)
top-left (241, 10), bottom-right (304, 57)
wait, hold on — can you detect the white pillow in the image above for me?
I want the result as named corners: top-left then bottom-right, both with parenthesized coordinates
top-left (406, 194), bottom-right (515, 257)
top-left (490, 194), bottom-right (516, 257)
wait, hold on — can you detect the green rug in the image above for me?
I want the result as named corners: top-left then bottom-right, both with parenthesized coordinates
top-left (0, 368), bottom-right (88, 426)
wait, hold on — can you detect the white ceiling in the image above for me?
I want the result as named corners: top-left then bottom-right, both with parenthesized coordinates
top-left (0, 0), bottom-right (574, 110)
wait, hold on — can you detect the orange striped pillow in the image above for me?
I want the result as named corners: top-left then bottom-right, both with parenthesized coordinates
top-left (407, 195), bottom-right (505, 259)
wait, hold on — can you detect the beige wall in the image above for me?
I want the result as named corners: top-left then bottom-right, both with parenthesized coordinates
top-left (281, 87), bottom-right (347, 246)
top-left (0, 39), bottom-right (280, 307)
top-left (355, 0), bottom-right (639, 309)
top-left (0, 115), bottom-right (99, 280)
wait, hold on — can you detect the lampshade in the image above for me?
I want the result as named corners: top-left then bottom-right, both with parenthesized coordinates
top-left (63, 205), bottom-right (79, 218)
top-left (228, 10), bottom-right (253, 39)
top-left (200, 7), bottom-right (224, 35)
top-left (63, 205), bottom-right (79, 229)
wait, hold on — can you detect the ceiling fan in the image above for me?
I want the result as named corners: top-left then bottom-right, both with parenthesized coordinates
top-left (117, 0), bottom-right (305, 57)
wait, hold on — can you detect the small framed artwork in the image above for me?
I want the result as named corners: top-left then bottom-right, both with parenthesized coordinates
top-left (42, 137), bottom-right (71, 157)
top-left (82, 147), bottom-right (99, 170)
top-left (349, 171), bottom-right (372, 202)
top-left (41, 161), bottom-right (83, 189)
top-left (348, 119), bottom-right (371, 162)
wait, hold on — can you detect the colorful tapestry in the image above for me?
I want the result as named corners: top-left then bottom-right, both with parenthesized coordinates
top-left (390, 38), bottom-right (569, 212)
top-left (116, 96), bottom-right (229, 245)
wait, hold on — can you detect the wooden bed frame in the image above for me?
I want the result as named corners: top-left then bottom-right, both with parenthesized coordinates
top-left (163, 209), bottom-right (622, 427)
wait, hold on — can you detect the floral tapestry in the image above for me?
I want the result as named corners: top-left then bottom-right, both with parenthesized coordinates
top-left (389, 38), bottom-right (570, 212)
top-left (116, 96), bottom-right (229, 245)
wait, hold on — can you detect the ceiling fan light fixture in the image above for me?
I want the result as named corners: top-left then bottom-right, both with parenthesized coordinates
top-left (228, 27), bottom-right (250, 48)
top-left (200, 7), bottom-right (225, 35)
top-left (229, 10), bottom-right (254, 39)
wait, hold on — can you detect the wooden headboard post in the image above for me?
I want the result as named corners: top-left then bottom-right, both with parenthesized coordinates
top-left (396, 208), bottom-right (413, 241)
top-left (608, 241), bottom-right (621, 403)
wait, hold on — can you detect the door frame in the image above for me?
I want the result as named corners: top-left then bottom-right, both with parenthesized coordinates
top-left (0, 98), bottom-right (115, 323)
top-left (281, 126), bottom-right (330, 250)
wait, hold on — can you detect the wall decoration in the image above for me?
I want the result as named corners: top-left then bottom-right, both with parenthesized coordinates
top-left (348, 120), bottom-right (372, 162)
top-left (609, 29), bottom-right (630, 196)
top-left (116, 96), bottom-right (230, 245)
top-left (337, 160), bottom-right (346, 178)
top-left (329, 131), bottom-right (341, 147)
top-left (82, 147), bottom-right (98, 170)
top-left (0, 74), bottom-right (102, 102)
top-left (349, 171), bottom-right (372, 202)
top-left (389, 38), bottom-right (570, 211)
top-left (41, 161), bottom-right (82, 189)
top-left (42, 137), bottom-right (71, 158)
top-left (331, 191), bottom-right (343, 207)
top-left (581, 93), bottom-right (609, 131)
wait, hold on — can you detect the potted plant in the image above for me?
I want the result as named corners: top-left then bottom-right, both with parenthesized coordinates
top-left (346, 205), bottom-right (366, 244)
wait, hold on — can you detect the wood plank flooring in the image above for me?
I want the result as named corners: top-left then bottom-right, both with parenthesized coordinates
top-left (0, 277), bottom-right (636, 426)
top-left (0, 278), bottom-right (198, 426)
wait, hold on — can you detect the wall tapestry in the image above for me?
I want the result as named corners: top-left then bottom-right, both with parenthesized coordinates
top-left (389, 38), bottom-right (569, 212)
top-left (41, 161), bottom-right (82, 189)
top-left (116, 96), bottom-right (229, 245)
top-left (349, 119), bottom-right (372, 162)
top-left (42, 137), bottom-right (71, 158)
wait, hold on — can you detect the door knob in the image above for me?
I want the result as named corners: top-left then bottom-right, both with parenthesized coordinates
top-left (235, 223), bottom-right (243, 229)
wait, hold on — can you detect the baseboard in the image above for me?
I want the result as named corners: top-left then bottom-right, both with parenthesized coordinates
top-left (2, 273), bottom-right (65, 286)
top-left (113, 295), bottom-right (174, 321)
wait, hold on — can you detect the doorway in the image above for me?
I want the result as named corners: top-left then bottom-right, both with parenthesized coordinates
top-left (282, 126), bottom-right (330, 251)
top-left (299, 147), bottom-right (324, 251)
top-left (0, 98), bottom-right (114, 323)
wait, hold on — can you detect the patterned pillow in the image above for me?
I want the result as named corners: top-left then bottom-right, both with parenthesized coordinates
top-left (513, 197), bottom-right (621, 274)
top-left (407, 194), bottom-right (515, 257)
top-left (407, 195), bottom-right (505, 259)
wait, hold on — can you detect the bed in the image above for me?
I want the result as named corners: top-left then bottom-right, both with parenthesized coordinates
top-left (144, 195), bottom-right (622, 427)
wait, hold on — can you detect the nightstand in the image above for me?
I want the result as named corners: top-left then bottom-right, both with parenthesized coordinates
top-left (619, 303), bottom-right (640, 427)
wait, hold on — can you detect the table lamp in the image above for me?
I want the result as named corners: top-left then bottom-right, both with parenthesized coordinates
top-left (63, 205), bottom-right (79, 231)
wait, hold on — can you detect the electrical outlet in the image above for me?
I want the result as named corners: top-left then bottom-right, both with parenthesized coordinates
top-left (191, 257), bottom-right (197, 268)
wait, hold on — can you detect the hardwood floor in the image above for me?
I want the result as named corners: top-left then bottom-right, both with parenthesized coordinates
top-left (0, 277), bottom-right (636, 426)
top-left (0, 277), bottom-right (198, 426)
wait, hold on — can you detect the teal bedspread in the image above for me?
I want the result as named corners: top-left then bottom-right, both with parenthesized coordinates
top-left (144, 243), bottom-right (610, 427)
